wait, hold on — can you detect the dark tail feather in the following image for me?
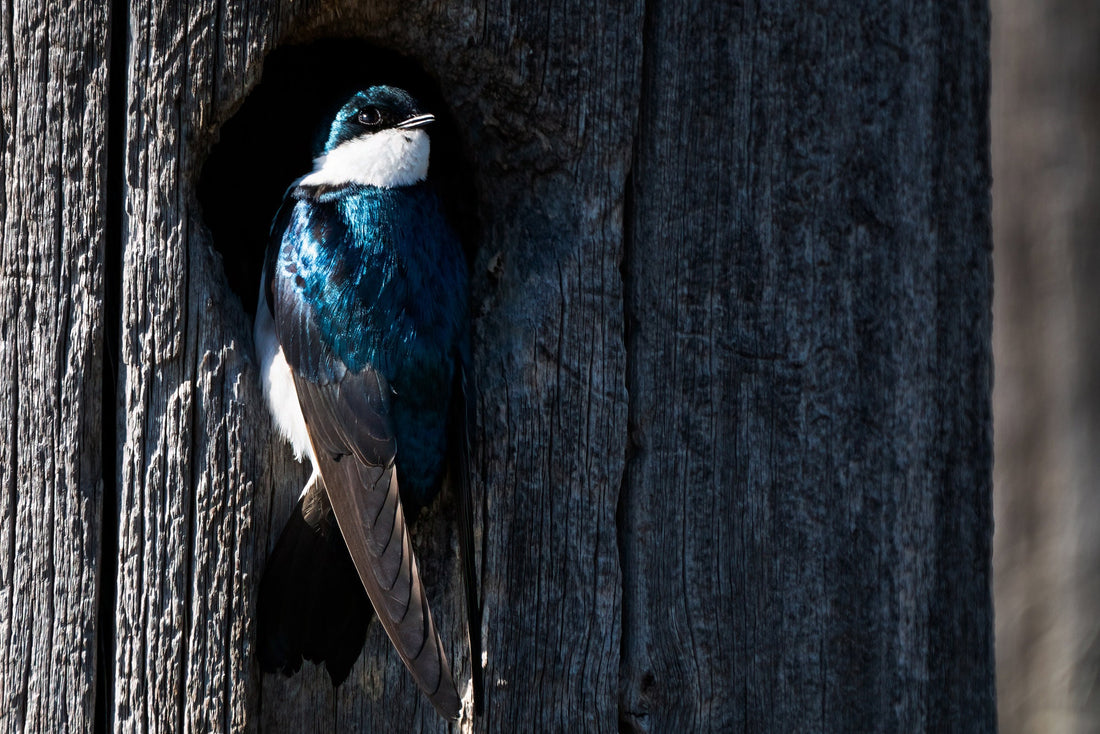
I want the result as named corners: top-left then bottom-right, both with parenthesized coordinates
top-left (258, 483), bottom-right (373, 686)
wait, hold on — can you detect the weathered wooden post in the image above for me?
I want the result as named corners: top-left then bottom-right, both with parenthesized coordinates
top-left (1, 1), bottom-right (995, 731)
top-left (0, 0), bottom-right (109, 730)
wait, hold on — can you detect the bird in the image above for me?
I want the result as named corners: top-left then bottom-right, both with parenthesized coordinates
top-left (253, 85), bottom-right (482, 720)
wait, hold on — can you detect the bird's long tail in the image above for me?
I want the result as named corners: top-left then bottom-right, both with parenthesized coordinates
top-left (257, 476), bottom-right (373, 686)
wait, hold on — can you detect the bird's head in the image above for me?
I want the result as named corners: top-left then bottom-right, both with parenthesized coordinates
top-left (301, 86), bottom-right (435, 189)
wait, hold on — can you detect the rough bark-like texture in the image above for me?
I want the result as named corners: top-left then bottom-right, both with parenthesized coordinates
top-left (263, 1), bottom-right (645, 729)
top-left (0, 0), bottom-right (109, 729)
top-left (110, 0), bottom-right (279, 729)
top-left (991, 1), bottom-right (1100, 732)
top-left (112, 0), bottom-right (641, 731)
top-left (1, 0), bottom-right (995, 730)
top-left (620, 2), bottom-right (995, 731)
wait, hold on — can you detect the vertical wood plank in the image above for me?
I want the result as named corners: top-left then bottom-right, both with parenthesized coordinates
top-left (0, 0), bottom-right (109, 729)
top-left (621, 1), bottom-right (994, 731)
top-left (111, 0), bottom-right (279, 729)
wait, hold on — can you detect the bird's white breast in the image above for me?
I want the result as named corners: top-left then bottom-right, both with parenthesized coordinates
top-left (299, 128), bottom-right (430, 189)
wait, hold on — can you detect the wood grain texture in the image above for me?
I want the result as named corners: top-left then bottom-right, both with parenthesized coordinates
top-left (619, 1), bottom-right (995, 731)
top-left (262, 2), bottom-right (645, 731)
top-left (112, 0), bottom-right (642, 729)
top-left (0, 0), bottom-right (995, 729)
top-left (110, 0), bottom-right (276, 728)
top-left (0, 0), bottom-right (109, 730)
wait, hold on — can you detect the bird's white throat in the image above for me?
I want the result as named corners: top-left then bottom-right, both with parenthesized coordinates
top-left (300, 128), bottom-right (430, 189)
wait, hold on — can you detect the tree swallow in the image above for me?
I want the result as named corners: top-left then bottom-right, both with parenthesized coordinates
top-left (254, 86), bottom-right (482, 720)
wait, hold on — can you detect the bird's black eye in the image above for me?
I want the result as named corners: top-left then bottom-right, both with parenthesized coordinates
top-left (357, 107), bottom-right (382, 127)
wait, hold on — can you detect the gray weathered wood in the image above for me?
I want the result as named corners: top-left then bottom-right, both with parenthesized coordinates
top-left (111, 0), bottom-right (642, 729)
top-left (0, 0), bottom-right (995, 730)
top-left (109, 0), bottom-right (645, 729)
top-left (109, 0), bottom-right (277, 727)
top-left (620, 2), bottom-right (995, 731)
top-left (0, 0), bottom-right (109, 730)
top-left (991, 1), bottom-right (1100, 731)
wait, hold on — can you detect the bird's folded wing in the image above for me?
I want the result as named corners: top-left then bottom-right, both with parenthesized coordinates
top-left (269, 224), bottom-right (460, 719)
top-left (296, 375), bottom-right (460, 720)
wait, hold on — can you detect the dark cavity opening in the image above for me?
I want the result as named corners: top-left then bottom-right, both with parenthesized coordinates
top-left (199, 39), bottom-right (479, 317)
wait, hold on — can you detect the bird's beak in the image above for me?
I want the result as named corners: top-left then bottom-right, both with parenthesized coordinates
top-left (396, 114), bottom-right (435, 130)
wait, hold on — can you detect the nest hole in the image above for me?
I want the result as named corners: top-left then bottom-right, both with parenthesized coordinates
top-left (198, 39), bottom-right (479, 317)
